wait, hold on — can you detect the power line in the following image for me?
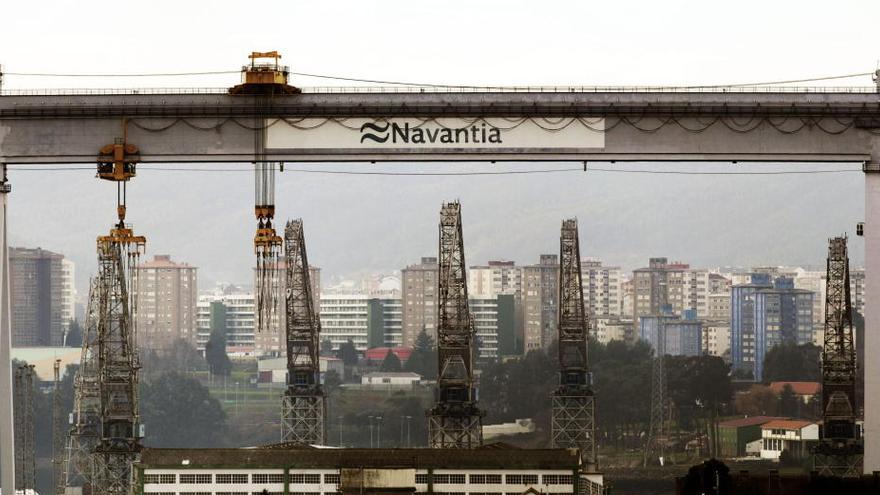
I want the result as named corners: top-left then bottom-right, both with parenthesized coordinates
top-left (685, 72), bottom-right (874, 89)
top-left (1, 68), bottom-right (874, 89)
top-left (1, 70), bottom-right (239, 77)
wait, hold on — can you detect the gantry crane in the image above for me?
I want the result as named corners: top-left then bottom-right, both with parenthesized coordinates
top-left (281, 219), bottom-right (325, 444)
top-left (230, 52), bottom-right (298, 334)
top-left (428, 201), bottom-right (484, 448)
top-left (813, 236), bottom-right (863, 477)
top-left (87, 122), bottom-right (146, 495)
top-left (551, 219), bottom-right (597, 471)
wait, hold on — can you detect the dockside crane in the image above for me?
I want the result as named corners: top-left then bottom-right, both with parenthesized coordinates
top-left (281, 219), bottom-right (325, 445)
top-left (813, 236), bottom-right (863, 477)
top-left (428, 201), bottom-right (484, 448)
top-left (64, 280), bottom-right (101, 492)
top-left (87, 122), bottom-right (146, 495)
top-left (551, 219), bottom-right (597, 471)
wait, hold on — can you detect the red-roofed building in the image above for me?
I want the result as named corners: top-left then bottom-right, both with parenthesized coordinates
top-left (364, 346), bottom-right (413, 364)
top-left (760, 419), bottom-right (819, 460)
top-left (769, 381), bottom-right (820, 403)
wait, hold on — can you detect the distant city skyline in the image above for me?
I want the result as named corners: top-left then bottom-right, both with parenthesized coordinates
top-left (8, 168), bottom-right (865, 299)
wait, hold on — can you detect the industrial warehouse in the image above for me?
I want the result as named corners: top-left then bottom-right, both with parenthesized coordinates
top-left (134, 445), bottom-right (596, 495)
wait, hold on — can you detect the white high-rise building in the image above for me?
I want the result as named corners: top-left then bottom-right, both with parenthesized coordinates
top-left (592, 316), bottom-right (633, 344)
top-left (196, 288), bottom-right (257, 358)
top-left (61, 258), bottom-right (76, 340)
top-left (704, 322), bottom-right (731, 358)
top-left (581, 258), bottom-right (623, 317)
top-left (470, 296), bottom-right (500, 359)
top-left (320, 290), bottom-right (369, 351)
top-left (468, 260), bottom-right (522, 298)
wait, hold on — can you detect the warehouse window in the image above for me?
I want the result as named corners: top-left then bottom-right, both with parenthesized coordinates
top-left (434, 474), bottom-right (465, 484)
top-left (252, 474), bottom-right (269, 483)
top-left (506, 475), bottom-right (537, 484)
top-left (290, 473), bottom-right (322, 484)
top-left (216, 473), bottom-right (249, 484)
top-left (180, 474), bottom-right (213, 484)
top-left (471, 474), bottom-right (502, 484)
top-left (542, 475), bottom-right (573, 485)
top-left (324, 474), bottom-right (340, 484)
top-left (415, 474), bottom-right (429, 484)
top-left (143, 474), bottom-right (175, 484)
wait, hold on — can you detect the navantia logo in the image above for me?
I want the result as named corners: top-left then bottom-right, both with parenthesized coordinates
top-left (360, 121), bottom-right (503, 145)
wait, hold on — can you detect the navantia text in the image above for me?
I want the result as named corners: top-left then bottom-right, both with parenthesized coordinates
top-left (360, 122), bottom-right (503, 145)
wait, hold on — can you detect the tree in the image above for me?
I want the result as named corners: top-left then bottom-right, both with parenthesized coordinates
top-left (321, 338), bottom-right (334, 357)
top-left (762, 342), bottom-right (820, 384)
top-left (404, 328), bottom-right (437, 379)
top-left (779, 384), bottom-right (799, 417)
top-left (205, 326), bottom-right (232, 376)
top-left (734, 384), bottom-right (779, 416)
top-left (323, 369), bottom-right (343, 395)
top-left (380, 349), bottom-right (402, 372)
top-left (66, 319), bottom-right (82, 348)
top-left (142, 339), bottom-right (207, 377)
top-left (336, 339), bottom-right (359, 366)
top-left (140, 371), bottom-right (227, 447)
top-left (206, 301), bottom-right (232, 376)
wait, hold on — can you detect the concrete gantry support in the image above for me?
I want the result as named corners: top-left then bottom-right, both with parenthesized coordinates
top-left (0, 163), bottom-right (13, 495)
top-left (864, 160), bottom-right (880, 474)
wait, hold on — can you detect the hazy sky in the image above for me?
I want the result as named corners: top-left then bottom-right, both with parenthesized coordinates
top-left (1, 1), bottom-right (877, 297)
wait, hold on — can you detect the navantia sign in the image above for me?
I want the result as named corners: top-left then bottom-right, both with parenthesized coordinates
top-left (265, 117), bottom-right (604, 156)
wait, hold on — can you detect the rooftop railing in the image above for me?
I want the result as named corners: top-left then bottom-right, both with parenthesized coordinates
top-left (0, 85), bottom-right (877, 96)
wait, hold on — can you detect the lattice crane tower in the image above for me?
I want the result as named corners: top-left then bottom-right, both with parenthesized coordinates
top-left (53, 359), bottom-right (64, 495)
top-left (89, 123), bottom-right (146, 495)
top-left (64, 280), bottom-right (102, 491)
top-left (813, 236), bottom-right (863, 476)
top-left (551, 219), bottom-right (597, 470)
top-left (14, 364), bottom-right (35, 492)
top-left (281, 219), bottom-right (325, 444)
top-left (428, 201), bottom-right (484, 448)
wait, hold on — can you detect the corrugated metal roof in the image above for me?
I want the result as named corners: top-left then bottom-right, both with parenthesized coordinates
top-left (768, 381), bottom-right (821, 396)
top-left (718, 416), bottom-right (782, 428)
top-left (139, 445), bottom-right (580, 470)
top-left (762, 419), bottom-right (815, 431)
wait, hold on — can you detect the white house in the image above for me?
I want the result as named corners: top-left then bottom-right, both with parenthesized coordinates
top-left (760, 419), bottom-right (819, 460)
top-left (361, 371), bottom-right (421, 387)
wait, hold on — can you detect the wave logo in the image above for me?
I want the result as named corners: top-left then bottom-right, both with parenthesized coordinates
top-left (360, 122), bottom-right (390, 143)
